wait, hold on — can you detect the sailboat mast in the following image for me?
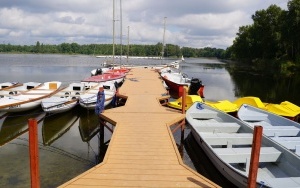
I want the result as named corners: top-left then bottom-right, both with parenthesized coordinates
top-left (127, 26), bottom-right (130, 64)
top-left (119, 0), bottom-right (123, 66)
top-left (112, 0), bottom-right (115, 64)
top-left (161, 17), bottom-right (167, 60)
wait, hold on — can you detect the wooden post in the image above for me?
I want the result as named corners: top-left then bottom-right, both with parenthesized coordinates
top-left (248, 126), bottom-right (263, 188)
top-left (181, 87), bottom-right (187, 145)
top-left (181, 86), bottom-right (186, 115)
top-left (98, 117), bottom-right (105, 163)
top-left (28, 118), bottom-right (40, 188)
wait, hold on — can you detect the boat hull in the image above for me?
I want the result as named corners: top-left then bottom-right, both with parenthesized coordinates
top-left (161, 76), bottom-right (189, 97)
top-left (42, 99), bottom-right (78, 114)
top-left (186, 102), bottom-right (300, 188)
top-left (82, 73), bottom-right (125, 86)
top-left (0, 99), bottom-right (42, 112)
top-left (233, 97), bottom-right (300, 120)
top-left (0, 81), bottom-right (62, 113)
top-left (238, 104), bottom-right (300, 156)
top-left (79, 94), bottom-right (114, 110)
top-left (190, 128), bottom-right (250, 187)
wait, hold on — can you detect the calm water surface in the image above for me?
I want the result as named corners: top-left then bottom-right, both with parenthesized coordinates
top-left (0, 54), bottom-right (299, 187)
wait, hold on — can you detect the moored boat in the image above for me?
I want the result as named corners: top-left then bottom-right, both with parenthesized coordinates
top-left (233, 96), bottom-right (300, 121)
top-left (82, 72), bottom-right (125, 87)
top-left (0, 82), bottom-right (42, 96)
top-left (167, 95), bottom-right (237, 114)
top-left (41, 82), bottom-right (98, 113)
top-left (238, 104), bottom-right (300, 156)
top-left (205, 100), bottom-right (238, 114)
top-left (79, 82), bottom-right (116, 110)
top-left (91, 67), bottom-right (130, 76)
top-left (0, 81), bottom-right (62, 112)
top-left (0, 82), bottom-right (22, 90)
top-left (186, 102), bottom-right (300, 187)
top-left (160, 69), bottom-right (191, 97)
top-left (167, 95), bottom-right (203, 110)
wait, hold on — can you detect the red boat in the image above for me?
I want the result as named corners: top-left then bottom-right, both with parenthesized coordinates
top-left (82, 72), bottom-right (126, 86)
top-left (160, 71), bottom-right (190, 97)
top-left (161, 71), bottom-right (204, 98)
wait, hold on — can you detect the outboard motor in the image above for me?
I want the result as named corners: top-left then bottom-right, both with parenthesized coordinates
top-left (95, 68), bottom-right (102, 76)
top-left (188, 78), bottom-right (205, 98)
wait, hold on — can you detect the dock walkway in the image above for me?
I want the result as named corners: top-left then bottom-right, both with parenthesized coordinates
top-left (59, 68), bottom-right (219, 187)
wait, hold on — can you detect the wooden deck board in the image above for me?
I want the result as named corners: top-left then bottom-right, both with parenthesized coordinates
top-left (59, 68), bottom-right (219, 188)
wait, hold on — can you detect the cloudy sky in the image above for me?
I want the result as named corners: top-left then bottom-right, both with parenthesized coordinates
top-left (0, 0), bottom-right (289, 49)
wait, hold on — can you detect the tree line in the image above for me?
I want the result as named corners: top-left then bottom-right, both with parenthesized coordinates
top-left (0, 41), bottom-right (226, 59)
top-left (227, 0), bottom-right (300, 70)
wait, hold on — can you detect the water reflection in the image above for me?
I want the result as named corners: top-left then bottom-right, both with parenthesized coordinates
top-left (0, 109), bottom-right (45, 146)
top-left (78, 110), bottom-right (100, 142)
top-left (181, 62), bottom-right (237, 101)
top-left (42, 110), bottom-right (79, 146)
top-left (226, 63), bottom-right (300, 105)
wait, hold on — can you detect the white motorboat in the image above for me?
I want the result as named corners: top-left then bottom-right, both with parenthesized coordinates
top-left (160, 68), bottom-right (191, 97)
top-left (186, 102), bottom-right (300, 188)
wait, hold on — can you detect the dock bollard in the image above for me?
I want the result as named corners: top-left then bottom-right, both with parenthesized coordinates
top-left (248, 126), bottom-right (263, 188)
top-left (28, 118), bottom-right (40, 188)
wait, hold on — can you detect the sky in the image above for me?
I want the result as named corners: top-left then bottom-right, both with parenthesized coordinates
top-left (0, 0), bottom-right (290, 49)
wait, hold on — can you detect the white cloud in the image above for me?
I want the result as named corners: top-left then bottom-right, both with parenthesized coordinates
top-left (0, 0), bottom-right (290, 48)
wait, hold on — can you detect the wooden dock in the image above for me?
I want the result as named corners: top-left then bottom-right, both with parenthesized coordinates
top-left (59, 68), bottom-right (219, 188)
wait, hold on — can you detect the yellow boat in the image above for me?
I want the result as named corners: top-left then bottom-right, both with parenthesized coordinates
top-left (205, 100), bottom-right (238, 114)
top-left (167, 95), bottom-right (203, 110)
top-left (233, 97), bottom-right (300, 120)
top-left (167, 95), bottom-right (238, 114)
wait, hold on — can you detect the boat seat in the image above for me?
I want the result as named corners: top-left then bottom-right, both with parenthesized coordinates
top-left (200, 133), bottom-right (253, 146)
top-left (272, 137), bottom-right (300, 152)
top-left (213, 147), bottom-right (281, 163)
top-left (240, 114), bottom-right (268, 121)
top-left (194, 122), bottom-right (241, 133)
top-left (264, 177), bottom-right (300, 188)
top-left (248, 122), bottom-right (300, 137)
top-left (263, 126), bottom-right (300, 137)
top-left (190, 109), bottom-right (218, 119)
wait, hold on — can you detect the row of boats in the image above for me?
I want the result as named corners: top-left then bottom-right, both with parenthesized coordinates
top-left (157, 65), bottom-right (300, 187)
top-left (0, 67), bottom-right (130, 114)
top-left (187, 102), bottom-right (300, 187)
top-left (2, 59), bottom-right (300, 187)
top-left (0, 58), bottom-right (185, 114)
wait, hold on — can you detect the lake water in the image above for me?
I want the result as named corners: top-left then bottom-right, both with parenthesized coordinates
top-left (0, 54), bottom-right (299, 188)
